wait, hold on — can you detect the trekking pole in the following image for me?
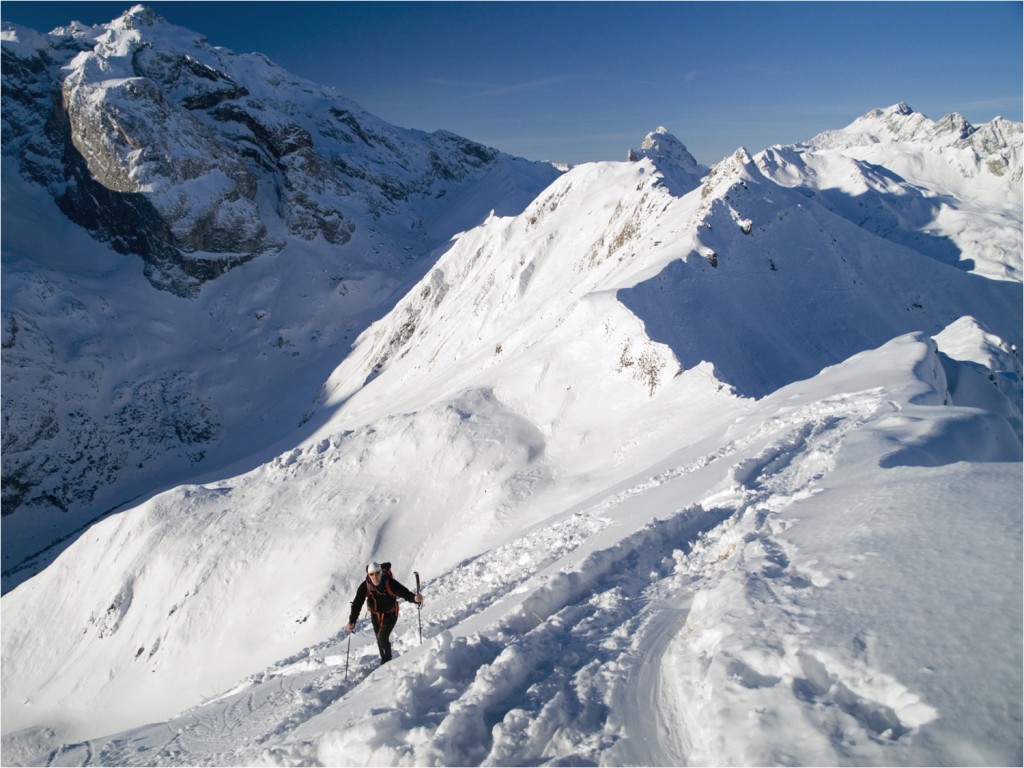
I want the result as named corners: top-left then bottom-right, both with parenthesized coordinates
top-left (415, 571), bottom-right (422, 645)
top-left (345, 630), bottom-right (351, 682)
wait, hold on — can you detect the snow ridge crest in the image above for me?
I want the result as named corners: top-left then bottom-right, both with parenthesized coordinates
top-left (812, 102), bottom-right (1019, 153)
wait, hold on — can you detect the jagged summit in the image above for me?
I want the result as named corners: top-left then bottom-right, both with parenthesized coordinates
top-left (809, 101), bottom-right (1018, 156)
top-left (807, 102), bottom-right (1022, 192)
top-left (627, 127), bottom-right (708, 194)
top-left (874, 101), bottom-right (914, 117)
top-left (812, 102), bottom-right (959, 146)
top-left (115, 4), bottom-right (160, 27)
top-left (628, 127), bottom-right (697, 166)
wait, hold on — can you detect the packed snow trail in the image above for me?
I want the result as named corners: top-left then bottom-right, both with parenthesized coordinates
top-left (602, 604), bottom-right (692, 766)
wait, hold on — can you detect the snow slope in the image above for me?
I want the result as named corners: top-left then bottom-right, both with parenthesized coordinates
top-left (2, 333), bottom-right (1019, 767)
top-left (5, 145), bottom-right (1023, 763)
top-left (792, 102), bottom-right (1023, 281)
top-left (1, 10), bottom-right (1021, 766)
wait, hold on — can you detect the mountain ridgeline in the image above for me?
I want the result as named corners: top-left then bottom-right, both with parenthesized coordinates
top-left (2, 6), bottom-right (1021, 586)
top-left (2, 6), bottom-right (1022, 588)
top-left (2, 5), bottom-right (556, 296)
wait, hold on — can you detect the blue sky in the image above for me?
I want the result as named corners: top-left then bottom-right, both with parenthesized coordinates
top-left (3, 2), bottom-right (1021, 165)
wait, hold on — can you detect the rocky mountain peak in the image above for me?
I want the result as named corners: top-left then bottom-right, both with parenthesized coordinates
top-left (805, 103), bottom-right (1022, 186)
top-left (701, 146), bottom-right (756, 191)
top-left (0, 8), bottom-right (561, 554)
top-left (627, 127), bottom-right (708, 194)
top-left (813, 102), bottom-right (981, 148)
top-left (117, 4), bottom-right (160, 28)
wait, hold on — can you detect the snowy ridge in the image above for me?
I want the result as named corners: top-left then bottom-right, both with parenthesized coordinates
top-left (799, 103), bottom-right (1022, 280)
top-left (809, 102), bottom-right (1022, 177)
top-left (812, 102), bottom-right (972, 148)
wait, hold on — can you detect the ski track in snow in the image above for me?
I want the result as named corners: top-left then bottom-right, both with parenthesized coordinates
top-left (27, 387), bottom-right (899, 767)
top-left (606, 604), bottom-right (691, 766)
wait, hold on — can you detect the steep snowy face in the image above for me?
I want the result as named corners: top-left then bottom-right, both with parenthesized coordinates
top-left (629, 148), bottom-right (1021, 397)
top-left (326, 129), bottom-right (1020, 411)
top-left (2, 5), bottom-right (558, 296)
top-left (0, 6), bottom-right (561, 585)
top-left (319, 148), bottom-right (710, 433)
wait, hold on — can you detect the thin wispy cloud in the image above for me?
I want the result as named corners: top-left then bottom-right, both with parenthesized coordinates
top-left (424, 74), bottom-right (578, 97)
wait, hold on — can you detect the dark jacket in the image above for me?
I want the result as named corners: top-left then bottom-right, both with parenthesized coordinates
top-left (349, 572), bottom-right (417, 625)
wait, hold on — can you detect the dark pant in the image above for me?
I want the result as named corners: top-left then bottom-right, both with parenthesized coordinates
top-left (370, 610), bottom-right (399, 663)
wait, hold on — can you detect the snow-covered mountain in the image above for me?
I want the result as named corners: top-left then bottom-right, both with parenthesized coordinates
top-left (2, 6), bottom-right (1022, 768)
top-left (777, 102), bottom-right (1023, 282)
top-left (4, 5), bottom-right (556, 294)
top-left (1, 5), bottom-right (560, 584)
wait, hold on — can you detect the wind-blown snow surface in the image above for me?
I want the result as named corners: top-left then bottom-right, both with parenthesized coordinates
top-left (2, 31), bottom-right (1022, 768)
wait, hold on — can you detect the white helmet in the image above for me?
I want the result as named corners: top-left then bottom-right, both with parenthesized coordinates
top-left (367, 561), bottom-right (382, 574)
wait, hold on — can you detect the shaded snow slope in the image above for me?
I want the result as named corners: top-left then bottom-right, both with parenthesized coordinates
top-left (322, 143), bottom-right (1020, 415)
top-left (1, 6), bottom-right (561, 586)
top-left (797, 103), bottom-right (1023, 281)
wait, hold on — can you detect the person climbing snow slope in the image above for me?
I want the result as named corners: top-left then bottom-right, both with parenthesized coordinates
top-left (346, 561), bottom-right (422, 665)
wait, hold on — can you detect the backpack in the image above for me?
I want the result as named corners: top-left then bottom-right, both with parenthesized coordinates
top-left (366, 562), bottom-right (399, 615)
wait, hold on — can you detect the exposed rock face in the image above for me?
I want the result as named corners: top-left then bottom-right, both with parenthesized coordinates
top-left (2, 5), bottom-right (541, 297)
top-left (627, 126), bottom-right (708, 194)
